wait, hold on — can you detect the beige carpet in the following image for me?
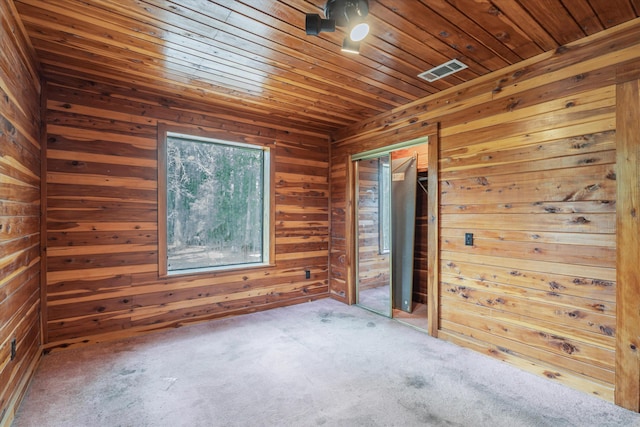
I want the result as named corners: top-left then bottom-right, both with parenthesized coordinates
top-left (13, 298), bottom-right (640, 427)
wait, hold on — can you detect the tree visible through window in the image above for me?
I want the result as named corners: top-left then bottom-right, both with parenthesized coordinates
top-left (164, 132), bottom-right (270, 273)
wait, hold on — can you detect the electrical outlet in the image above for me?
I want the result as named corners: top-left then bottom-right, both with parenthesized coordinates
top-left (305, 270), bottom-right (311, 279)
top-left (10, 337), bottom-right (17, 361)
top-left (465, 233), bottom-right (474, 246)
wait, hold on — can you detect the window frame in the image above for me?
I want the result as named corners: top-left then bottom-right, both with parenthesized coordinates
top-left (158, 124), bottom-right (275, 278)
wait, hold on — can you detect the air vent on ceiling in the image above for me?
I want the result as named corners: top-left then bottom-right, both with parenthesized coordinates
top-left (418, 59), bottom-right (468, 82)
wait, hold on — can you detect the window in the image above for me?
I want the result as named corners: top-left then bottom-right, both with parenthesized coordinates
top-left (160, 129), bottom-right (271, 275)
top-left (378, 156), bottom-right (390, 254)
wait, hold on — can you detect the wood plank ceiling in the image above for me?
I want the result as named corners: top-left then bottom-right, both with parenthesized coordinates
top-left (14, 0), bottom-right (640, 135)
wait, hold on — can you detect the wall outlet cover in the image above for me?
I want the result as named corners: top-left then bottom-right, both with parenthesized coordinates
top-left (10, 337), bottom-right (16, 361)
top-left (465, 233), bottom-right (474, 246)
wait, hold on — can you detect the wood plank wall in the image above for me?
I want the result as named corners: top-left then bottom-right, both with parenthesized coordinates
top-left (43, 74), bottom-right (330, 348)
top-left (330, 19), bottom-right (640, 402)
top-left (0, 0), bottom-right (42, 425)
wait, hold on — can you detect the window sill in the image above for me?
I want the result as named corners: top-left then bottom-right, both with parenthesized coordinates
top-left (160, 262), bottom-right (275, 279)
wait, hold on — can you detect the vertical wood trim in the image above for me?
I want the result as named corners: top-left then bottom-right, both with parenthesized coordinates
top-left (616, 59), bottom-right (640, 84)
top-left (157, 123), bottom-right (168, 277)
top-left (346, 157), bottom-right (356, 305)
top-left (427, 127), bottom-right (440, 337)
top-left (327, 138), bottom-right (334, 300)
top-left (615, 78), bottom-right (640, 411)
top-left (39, 80), bottom-right (47, 344)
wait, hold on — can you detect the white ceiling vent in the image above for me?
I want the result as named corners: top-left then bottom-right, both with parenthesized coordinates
top-left (418, 59), bottom-right (468, 82)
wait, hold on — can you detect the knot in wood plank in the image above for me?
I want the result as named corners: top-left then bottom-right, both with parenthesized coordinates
top-left (570, 216), bottom-right (591, 224)
top-left (599, 325), bottom-right (615, 336)
top-left (544, 371), bottom-right (561, 379)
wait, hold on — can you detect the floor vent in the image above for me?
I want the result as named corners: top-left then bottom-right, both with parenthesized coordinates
top-left (418, 59), bottom-right (467, 82)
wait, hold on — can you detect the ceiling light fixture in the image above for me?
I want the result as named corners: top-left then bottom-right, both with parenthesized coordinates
top-left (341, 38), bottom-right (361, 54)
top-left (306, 0), bottom-right (370, 54)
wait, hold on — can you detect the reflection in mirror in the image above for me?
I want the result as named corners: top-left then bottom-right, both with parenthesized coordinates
top-left (356, 155), bottom-right (391, 316)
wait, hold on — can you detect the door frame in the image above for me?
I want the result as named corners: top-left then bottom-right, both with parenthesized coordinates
top-left (348, 133), bottom-right (441, 337)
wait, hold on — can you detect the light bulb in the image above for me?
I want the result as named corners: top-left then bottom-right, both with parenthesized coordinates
top-left (350, 23), bottom-right (369, 42)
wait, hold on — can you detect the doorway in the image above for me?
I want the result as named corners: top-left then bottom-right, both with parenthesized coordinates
top-left (353, 138), bottom-right (429, 330)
